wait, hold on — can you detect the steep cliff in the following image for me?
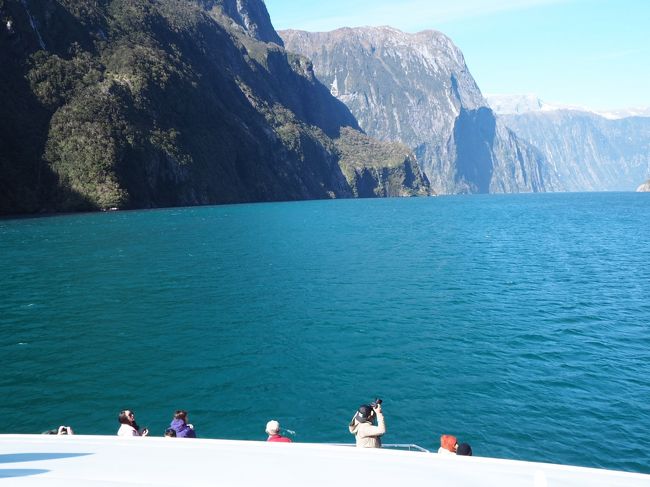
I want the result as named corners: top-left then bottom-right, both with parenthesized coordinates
top-left (280, 27), bottom-right (561, 194)
top-left (201, 0), bottom-right (283, 45)
top-left (0, 0), bottom-right (430, 215)
top-left (336, 127), bottom-right (429, 197)
top-left (492, 102), bottom-right (650, 191)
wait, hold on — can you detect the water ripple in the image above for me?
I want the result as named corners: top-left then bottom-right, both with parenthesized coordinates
top-left (1, 194), bottom-right (649, 473)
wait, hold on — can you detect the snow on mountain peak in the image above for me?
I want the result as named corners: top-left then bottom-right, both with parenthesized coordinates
top-left (486, 94), bottom-right (650, 119)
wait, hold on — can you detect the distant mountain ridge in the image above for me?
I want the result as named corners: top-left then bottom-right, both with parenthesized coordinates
top-left (281, 27), bottom-right (562, 194)
top-left (0, 0), bottom-right (430, 215)
top-left (487, 94), bottom-right (650, 120)
top-left (488, 96), bottom-right (650, 191)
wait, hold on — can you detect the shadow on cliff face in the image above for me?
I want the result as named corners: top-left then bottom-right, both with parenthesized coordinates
top-left (0, 0), bottom-right (115, 215)
top-left (452, 107), bottom-right (496, 193)
top-left (201, 0), bottom-right (284, 46)
top-left (264, 49), bottom-right (360, 139)
top-left (0, 1), bottom-right (76, 215)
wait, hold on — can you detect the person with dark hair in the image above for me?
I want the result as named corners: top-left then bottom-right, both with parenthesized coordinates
top-left (456, 442), bottom-right (473, 456)
top-left (348, 402), bottom-right (385, 448)
top-left (164, 428), bottom-right (177, 438)
top-left (117, 410), bottom-right (148, 437)
top-left (56, 425), bottom-right (74, 435)
top-left (438, 434), bottom-right (457, 454)
top-left (42, 425), bottom-right (74, 435)
top-left (169, 410), bottom-right (196, 438)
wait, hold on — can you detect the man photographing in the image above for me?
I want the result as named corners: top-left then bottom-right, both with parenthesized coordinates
top-left (348, 399), bottom-right (385, 448)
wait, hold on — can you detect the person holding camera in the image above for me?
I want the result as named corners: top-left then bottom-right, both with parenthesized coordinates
top-left (117, 409), bottom-right (149, 437)
top-left (56, 425), bottom-right (74, 435)
top-left (348, 399), bottom-right (385, 448)
top-left (42, 425), bottom-right (74, 435)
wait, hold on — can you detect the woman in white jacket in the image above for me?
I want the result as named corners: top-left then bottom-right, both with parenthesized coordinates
top-left (117, 410), bottom-right (149, 437)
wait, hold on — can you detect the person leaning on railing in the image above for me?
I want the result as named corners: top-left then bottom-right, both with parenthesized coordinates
top-left (438, 434), bottom-right (457, 454)
top-left (265, 420), bottom-right (292, 443)
top-left (169, 410), bottom-right (196, 438)
top-left (348, 402), bottom-right (385, 448)
top-left (42, 425), bottom-right (74, 435)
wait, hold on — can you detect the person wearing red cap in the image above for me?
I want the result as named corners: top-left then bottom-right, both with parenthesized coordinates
top-left (438, 434), bottom-right (457, 454)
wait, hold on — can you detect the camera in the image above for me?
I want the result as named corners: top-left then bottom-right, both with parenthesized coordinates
top-left (370, 398), bottom-right (382, 407)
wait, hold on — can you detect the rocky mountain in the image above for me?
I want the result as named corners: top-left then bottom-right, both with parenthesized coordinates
top-left (204, 0), bottom-right (284, 45)
top-left (487, 94), bottom-right (650, 120)
top-left (0, 0), bottom-right (430, 215)
top-left (280, 27), bottom-right (562, 194)
top-left (637, 180), bottom-right (650, 192)
top-left (487, 96), bottom-right (650, 191)
top-left (486, 94), bottom-right (546, 115)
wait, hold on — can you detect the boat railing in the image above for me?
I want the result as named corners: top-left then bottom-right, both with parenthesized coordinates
top-left (332, 443), bottom-right (430, 452)
top-left (382, 444), bottom-right (429, 452)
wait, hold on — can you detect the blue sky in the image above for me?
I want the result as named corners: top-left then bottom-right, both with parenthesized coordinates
top-left (264, 0), bottom-right (650, 111)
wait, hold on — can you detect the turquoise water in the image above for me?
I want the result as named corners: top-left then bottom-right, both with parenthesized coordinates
top-left (1, 193), bottom-right (649, 474)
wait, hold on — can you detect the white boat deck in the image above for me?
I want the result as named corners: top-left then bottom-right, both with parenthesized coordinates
top-left (1, 435), bottom-right (649, 486)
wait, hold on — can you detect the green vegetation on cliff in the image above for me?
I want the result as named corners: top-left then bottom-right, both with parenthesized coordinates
top-left (336, 127), bottom-right (432, 197)
top-left (0, 0), bottom-right (429, 215)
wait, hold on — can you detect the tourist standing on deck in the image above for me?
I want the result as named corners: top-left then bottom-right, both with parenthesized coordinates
top-left (348, 401), bottom-right (385, 448)
top-left (117, 410), bottom-right (149, 436)
top-left (265, 420), bottom-right (292, 442)
top-left (169, 410), bottom-right (196, 438)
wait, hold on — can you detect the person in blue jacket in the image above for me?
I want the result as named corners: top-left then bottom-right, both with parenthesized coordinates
top-left (169, 410), bottom-right (196, 438)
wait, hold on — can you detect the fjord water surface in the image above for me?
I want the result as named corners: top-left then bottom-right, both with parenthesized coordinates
top-left (1, 193), bottom-right (649, 473)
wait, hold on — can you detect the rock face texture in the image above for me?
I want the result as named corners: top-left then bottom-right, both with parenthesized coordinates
top-left (335, 127), bottom-right (430, 197)
top-left (637, 180), bottom-right (650, 192)
top-left (0, 0), bottom-right (430, 215)
top-left (203, 0), bottom-right (284, 45)
top-left (498, 110), bottom-right (650, 192)
top-left (280, 27), bottom-right (561, 194)
top-left (486, 95), bottom-right (650, 192)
